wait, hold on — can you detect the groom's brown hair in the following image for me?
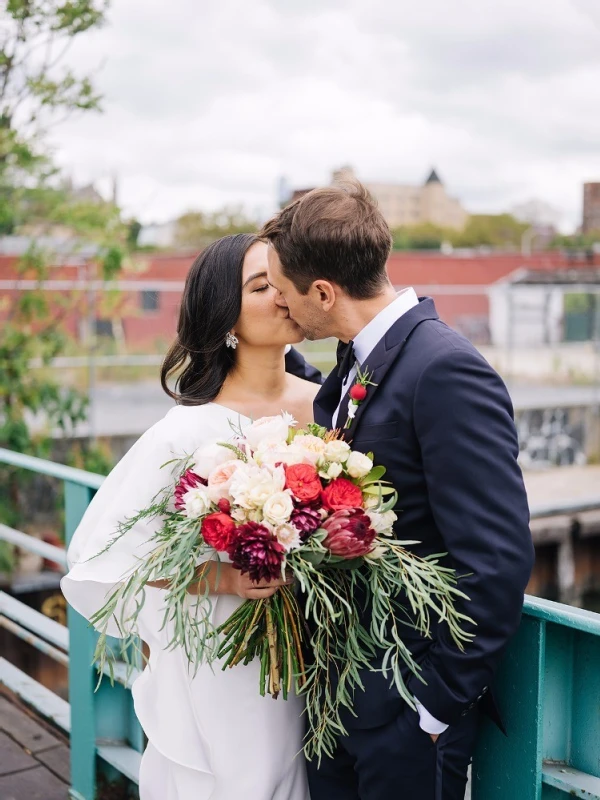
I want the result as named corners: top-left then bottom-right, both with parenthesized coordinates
top-left (260, 180), bottom-right (392, 299)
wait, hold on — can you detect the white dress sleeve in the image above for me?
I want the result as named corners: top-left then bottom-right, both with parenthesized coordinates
top-left (61, 407), bottom-right (219, 638)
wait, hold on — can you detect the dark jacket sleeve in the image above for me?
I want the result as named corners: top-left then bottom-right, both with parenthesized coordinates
top-left (408, 345), bottom-right (534, 724)
top-left (284, 347), bottom-right (323, 385)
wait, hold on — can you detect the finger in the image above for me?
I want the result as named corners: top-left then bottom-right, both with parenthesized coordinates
top-left (251, 577), bottom-right (290, 589)
top-left (247, 588), bottom-right (278, 599)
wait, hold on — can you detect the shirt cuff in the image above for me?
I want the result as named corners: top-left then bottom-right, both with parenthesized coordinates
top-left (414, 698), bottom-right (449, 735)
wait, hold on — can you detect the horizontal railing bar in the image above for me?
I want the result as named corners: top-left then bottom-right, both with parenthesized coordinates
top-left (0, 616), bottom-right (70, 666)
top-left (542, 763), bottom-right (600, 799)
top-left (0, 591), bottom-right (68, 651)
top-left (29, 354), bottom-right (165, 369)
top-left (529, 497), bottom-right (600, 519)
top-left (0, 447), bottom-right (104, 489)
top-left (524, 594), bottom-right (600, 635)
top-left (97, 744), bottom-right (141, 784)
top-left (0, 523), bottom-right (67, 567)
top-left (0, 657), bottom-right (70, 732)
top-left (100, 659), bottom-right (141, 690)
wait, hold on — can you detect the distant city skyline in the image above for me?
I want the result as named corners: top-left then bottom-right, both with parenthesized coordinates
top-left (48, 0), bottom-right (600, 232)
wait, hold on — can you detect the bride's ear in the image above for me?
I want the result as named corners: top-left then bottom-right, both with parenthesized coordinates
top-left (312, 280), bottom-right (336, 312)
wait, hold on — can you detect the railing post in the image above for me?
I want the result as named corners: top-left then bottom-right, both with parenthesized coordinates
top-left (65, 481), bottom-right (98, 800)
top-left (472, 615), bottom-right (545, 800)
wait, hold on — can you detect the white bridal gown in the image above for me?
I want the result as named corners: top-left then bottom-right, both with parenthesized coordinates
top-left (61, 404), bottom-right (309, 800)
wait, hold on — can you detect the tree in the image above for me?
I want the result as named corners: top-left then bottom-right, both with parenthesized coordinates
top-left (450, 214), bottom-right (529, 248)
top-left (174, 206), bottom-right (257, 249)
top-left (390, 214), bottom-right (533, 252)
top-left (0, 2), bottom-right (123, 569)
top-left (391, 222), bottom-right (450, 251)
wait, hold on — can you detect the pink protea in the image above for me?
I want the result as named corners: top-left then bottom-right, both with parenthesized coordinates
top-left (290, 506), bottom-right (322, 539)
top-left (322, 508), bottom-right (376, 559)
top-left (174, 468), bottom-right (206, 511)
top-left (228, 522), bottom-right (285, 582)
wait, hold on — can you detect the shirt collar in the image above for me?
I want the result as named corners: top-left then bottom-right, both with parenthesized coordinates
top-left (353, 287), bottom-right (419, 366)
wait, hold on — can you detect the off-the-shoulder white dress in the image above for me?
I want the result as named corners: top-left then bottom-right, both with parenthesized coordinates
top-left (61, 403), bottom-right (309, 800)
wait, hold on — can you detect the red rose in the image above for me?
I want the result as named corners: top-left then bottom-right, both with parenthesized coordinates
top-left (321, 477), bottom-right (363, 511)
top-left (201, 512), bottom-right (237, 552)
top-left (285, 463), bottom-right (322, 504)
top-left (349, 384), bottom-right (367, 402)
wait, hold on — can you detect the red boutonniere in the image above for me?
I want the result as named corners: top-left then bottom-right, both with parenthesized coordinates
top-left (344, 365), bottom-right (377, 429)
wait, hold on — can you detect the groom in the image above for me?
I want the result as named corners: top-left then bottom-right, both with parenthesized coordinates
top-left (261, 182), bottom-right (534, 800)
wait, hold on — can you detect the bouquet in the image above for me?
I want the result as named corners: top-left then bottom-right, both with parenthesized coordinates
top-left (90, 413), bottom-right (473, 759)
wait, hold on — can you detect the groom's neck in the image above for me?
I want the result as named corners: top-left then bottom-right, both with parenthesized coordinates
top-left (336, 284), bottom-right (399, 343)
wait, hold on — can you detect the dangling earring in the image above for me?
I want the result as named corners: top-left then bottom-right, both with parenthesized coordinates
top-left (225, 332), bottom-right (238, 349)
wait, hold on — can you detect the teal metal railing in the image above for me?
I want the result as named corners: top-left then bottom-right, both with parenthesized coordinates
top-left (1, 446), bottom-right (599, 799)
top-left (0, 447), bottom-right (142, 800)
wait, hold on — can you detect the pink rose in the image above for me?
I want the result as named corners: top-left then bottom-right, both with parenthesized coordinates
top-left (207, 460), bottom-right (243, 503)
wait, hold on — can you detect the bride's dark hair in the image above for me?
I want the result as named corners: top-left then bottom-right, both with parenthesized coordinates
top-left (161, 233), bottom-right (260, 405)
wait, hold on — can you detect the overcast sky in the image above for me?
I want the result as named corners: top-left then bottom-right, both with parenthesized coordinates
top-left (51, 0), bottom-right (600, 231)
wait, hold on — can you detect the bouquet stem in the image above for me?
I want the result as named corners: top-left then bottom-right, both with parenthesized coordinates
top-left (215, 585), bottom-right (305, 700)
top-left (265, 600), bottom-right (280, 698)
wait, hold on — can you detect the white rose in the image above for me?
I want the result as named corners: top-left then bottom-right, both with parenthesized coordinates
top-left (324, 439), bottom-right (351, 463)
top-left (230, 464), bottom-right (286, 510)
top-left (288, 434), bottom-right (327, 466)
top-left (319, 462), bottom-right (343, 480)
top-left (231, 507), bottom-right (248, 522)
top-left (192, 441), bottom-right (234, 480)
top-left (346, 451), bottom-right (373, 479)
top-left (183, 488), bottom-right (211, 519)
top-left (254, 441), bottom-right (304, 468)
top-left (273, 523), bottom-right (302, 552)
top-left (263, 490), bottom-right (294, 526)
top-left (367, 509), bottom-right (398, 535)
top-left (243, 414), bottom-right (294, 451)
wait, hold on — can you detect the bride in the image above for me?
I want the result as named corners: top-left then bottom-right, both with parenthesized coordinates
top-left (61, 233), bottom-right (320, 800)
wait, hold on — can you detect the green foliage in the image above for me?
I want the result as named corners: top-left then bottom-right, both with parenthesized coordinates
top-left (392, 222), bottom-right (449, 250)
top-left (551, 232), bottom-right (600, 248)
top-left (174, 206), bottom-right (257, 249)
top-left (452, 213), bottom-right (529, 248)
top-left (0, 1), bottom-right (119, 552)
top-left (391, 213), bottom-right (531, 251)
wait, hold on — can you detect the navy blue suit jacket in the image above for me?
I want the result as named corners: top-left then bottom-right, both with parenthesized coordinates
top-left (314, 298), bottom-right (534, 729)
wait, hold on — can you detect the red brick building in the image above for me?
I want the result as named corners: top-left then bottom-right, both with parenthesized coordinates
top-left (1, 249), bottom-right (597, 349)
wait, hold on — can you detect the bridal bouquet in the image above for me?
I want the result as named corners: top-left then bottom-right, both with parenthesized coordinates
top-left (90, 413), bottom-right (473, 760)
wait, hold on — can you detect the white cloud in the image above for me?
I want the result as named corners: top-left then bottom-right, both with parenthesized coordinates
top-left (50, 0), bottom-right (600, 230)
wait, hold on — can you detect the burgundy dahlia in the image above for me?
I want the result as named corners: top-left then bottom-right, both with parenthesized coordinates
top-left (322, 508), bottom-right (376, 559)
top-left (228, 522), bottom-right (285, 582)
top-left (174, 469), bottom-right (207, 510)
top-left (290, 506), bottom-right (322, 540)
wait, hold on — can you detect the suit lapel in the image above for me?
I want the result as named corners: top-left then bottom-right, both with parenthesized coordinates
top-left (337, 298), bottom-right (439, 439)
top-left (314, 367), bottom-right (343, 428)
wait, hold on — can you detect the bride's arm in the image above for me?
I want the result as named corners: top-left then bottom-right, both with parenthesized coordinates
top-left (148, 561), bottom-right (291, 600)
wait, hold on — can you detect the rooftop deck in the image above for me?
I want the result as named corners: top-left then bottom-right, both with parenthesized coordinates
top-left (0, 689), bottom-right (69, 800)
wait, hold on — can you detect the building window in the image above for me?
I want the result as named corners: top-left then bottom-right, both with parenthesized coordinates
top-left (140, 290), bottom-right (159, 312)
top-left (95, 319), bottom-right (114, 338)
